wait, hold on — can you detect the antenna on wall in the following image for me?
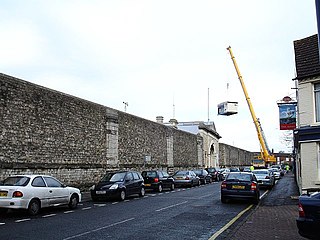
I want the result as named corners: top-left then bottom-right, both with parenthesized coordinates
top-left (172, 94), bottom-right (175, 119)
top-left (123, 101), bottom-right (128, 112)
top-left (208, 88), bottom-right (210, 123)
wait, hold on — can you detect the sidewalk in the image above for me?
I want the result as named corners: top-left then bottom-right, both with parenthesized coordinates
top-left (217, 172), bottom-right (305, 240)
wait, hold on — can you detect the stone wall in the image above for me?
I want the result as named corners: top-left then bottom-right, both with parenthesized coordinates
top-left (0, 73), bottom-right (201, 189)
top-left (219, 143), bottom-right (254, 167)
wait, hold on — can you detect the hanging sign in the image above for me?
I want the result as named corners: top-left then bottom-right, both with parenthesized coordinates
top-left (278, 102), bottom-right (297, 130)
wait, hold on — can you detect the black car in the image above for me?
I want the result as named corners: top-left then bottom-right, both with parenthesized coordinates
top-left (141, 170), bottom-right (175, 192)
top-left (193, 169), bottom-right (212, 184)
top-left (90, 171), bottom-right (145, 201)
top-left (296, 188), bottom-right (320, 239)
top-left (205, 167), bottom-right (221, 181)
top-left (221, 172), bottom-right (260, 204)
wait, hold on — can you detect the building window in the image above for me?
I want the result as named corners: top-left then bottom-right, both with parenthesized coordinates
top-left (314, 83), bottom-right (320, 122)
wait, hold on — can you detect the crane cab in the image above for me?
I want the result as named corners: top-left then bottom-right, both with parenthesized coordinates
top-left (218, 101), bottom-right (238, 116)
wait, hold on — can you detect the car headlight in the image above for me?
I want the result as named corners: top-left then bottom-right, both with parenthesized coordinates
top-left (109, 183), bottom-right (119, 190)
top-left (89, 185), bottom-right (95, 191)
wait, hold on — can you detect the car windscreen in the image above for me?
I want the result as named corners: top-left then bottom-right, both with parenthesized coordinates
top-left (101, 172), bottom-right (126, 182)
top-left (193, 170), bottom-right (202, 175)
top-left (226, 173), bottom-right (251, 182)
top-left (2, 176), bottom-right (30, 186)
top-left (142, 171), bottom-right (157, 178)
top-left (253, 170), bottom-right (269, 175)
top-left (174, 171), bottom-right (188, 176)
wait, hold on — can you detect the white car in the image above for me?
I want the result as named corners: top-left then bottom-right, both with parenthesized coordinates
top-left (0, 175), bottom-right (81, 215)
top-left (269, 168), bottom-right (281, 180)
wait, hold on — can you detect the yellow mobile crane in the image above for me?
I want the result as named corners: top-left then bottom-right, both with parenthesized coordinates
top-left (227, 46), bottom-right (276, 167)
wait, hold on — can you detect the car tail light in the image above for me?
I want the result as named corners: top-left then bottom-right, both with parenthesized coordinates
top-left (221, 181), bottom-right (227, 189)
top-left (251, 182), bottom-right (257, 191)
top-left (298, 203), bottom-right (305, 217)
top-left (185, 176), bottom-right (190, 180)
top-left (154, 178), bottom-right (159, 183)
top-left (265, 176), bottom-right (270, 179)
top-left (13, 191), bottom-right (23, 198)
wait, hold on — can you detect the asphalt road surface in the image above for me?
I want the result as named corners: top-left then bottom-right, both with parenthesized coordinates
top-left (0, 182), bottom-right (266, 240)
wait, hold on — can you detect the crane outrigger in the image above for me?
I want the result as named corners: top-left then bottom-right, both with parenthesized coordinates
top-left (227, 46), bottom-right (276, 167)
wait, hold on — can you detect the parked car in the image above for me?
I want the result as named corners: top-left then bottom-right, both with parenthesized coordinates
top-left (193, 169), bottom-right (212, 184)
top-left (243, 166), bottom-right (252, 172)
top-left (268, 168), bottom-right (281, 180)
top-left (141, 170), bottom-right (175, 192)
top-left (0, 175), bottom-right (81, 215)
top-left (205, 167), bottom-right (221, 181)
top-left (172, 170), bottom-right (200, 187)
top-left (296, 188), bottom-right (320, 239)
top-left (270, 165), bottom-right (285, 176)
top-left (219, 168), bottom-right (230, 180)
top-left (229, 167), bottom-right (240, 172)
top-left (252, 169), bottom-right (275, 189)
top-left (90, 171), bottom-right (145, 201)
top-left (221, 172), bottom-right (260, 204)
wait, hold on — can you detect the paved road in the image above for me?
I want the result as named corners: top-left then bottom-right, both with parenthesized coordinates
top-left (0, 182), bottom-right (255, 240)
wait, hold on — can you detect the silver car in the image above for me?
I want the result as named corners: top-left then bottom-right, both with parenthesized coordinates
top-left (172, 170), bottom-right (200, 187)
top-left (252, 169), bottom-right (275, 189)
top-left (0, 175), bottom-right (81, 215)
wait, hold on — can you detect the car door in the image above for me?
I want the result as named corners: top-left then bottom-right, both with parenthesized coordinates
top-left (43, 176), bottom-right (69, 206)
top-left (31, 176), bottom-right (50, 208)
top-left (132, 172), bottom-right (142, 195)
top-left (124, 172), bottom-right (134, 196)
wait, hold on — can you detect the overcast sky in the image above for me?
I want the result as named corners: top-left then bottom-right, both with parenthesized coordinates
top-left (0, 1), bottom-right (317, 153)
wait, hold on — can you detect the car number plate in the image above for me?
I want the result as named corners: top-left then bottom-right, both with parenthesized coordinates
top-left (0, 191), bottom-right (8, 197)
top-left (96, 190), bottom-right (106, 194)
top-left (144, 184), bottom-right (151, 187)
top-left (232, 185), bottom-right (245, 190)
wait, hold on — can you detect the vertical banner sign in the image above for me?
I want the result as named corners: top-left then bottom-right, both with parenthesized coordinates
top-left (278, 103), bottom-right (297, 130)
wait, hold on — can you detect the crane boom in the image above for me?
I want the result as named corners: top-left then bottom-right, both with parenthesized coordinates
top-left (227, 46), bottom-right (276, 164)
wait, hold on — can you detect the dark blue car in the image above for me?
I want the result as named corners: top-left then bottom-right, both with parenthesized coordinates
top-left (296, 188), bottom-right (320, 239)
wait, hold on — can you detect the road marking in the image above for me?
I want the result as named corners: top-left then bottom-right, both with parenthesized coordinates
top-left (124, 200), bottom-right (130, 202)
top-left (82, 207), bottom-right (92, 210)
top-left (155, 201), bottom-right (188, 212)
top-left (0, 223), bottom-right (5, 226)
top-left (94, 204), bottom-right (106, 207)
top-left (209, 204), bottom-right (253, 240)
top-left (15, 218), bottom-right (31, 223)
top-left (63, 217), bottom-right (135, 240)
top-left (112, 202), bottom-right (119, 205)
top-left (42, 214), bottom-right (57, 218)
top-left (260, 190), bottom-right (269, 199)
top-left (64, 210), bottom-right (75, 214)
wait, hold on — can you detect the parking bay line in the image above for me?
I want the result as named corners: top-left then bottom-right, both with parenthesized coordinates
top-left (63, 217), bottom-right (135, 240)
top-left (15, 218), bottom-right (31, 223)
top-left (0, 223), bottom-right (5, 226)
top-left (155, 201), bottom-right (188, 212)
top-left (42, 214), bottom-right (57, 218)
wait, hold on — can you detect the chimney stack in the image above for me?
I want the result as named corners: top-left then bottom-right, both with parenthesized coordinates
top-left (156, 116), bottom-right (164, 124)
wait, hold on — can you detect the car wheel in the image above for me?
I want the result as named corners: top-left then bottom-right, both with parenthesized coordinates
top-left (170, 183), bottom-right (175, 191)
top-left (158, 184), bottom-right (163, 193)
top-left (198, 180), bottom-right (201, 186)
top-left (221, 196), bottom-right (227, 204)
top-left (28, 199), bottom-right (41, 216)
top-left (139, 187), bottom-right (145, 197)
top-left (119, 190), bottom-right (126, 201)
top-left (68, 194), bottom-right (79, 209)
